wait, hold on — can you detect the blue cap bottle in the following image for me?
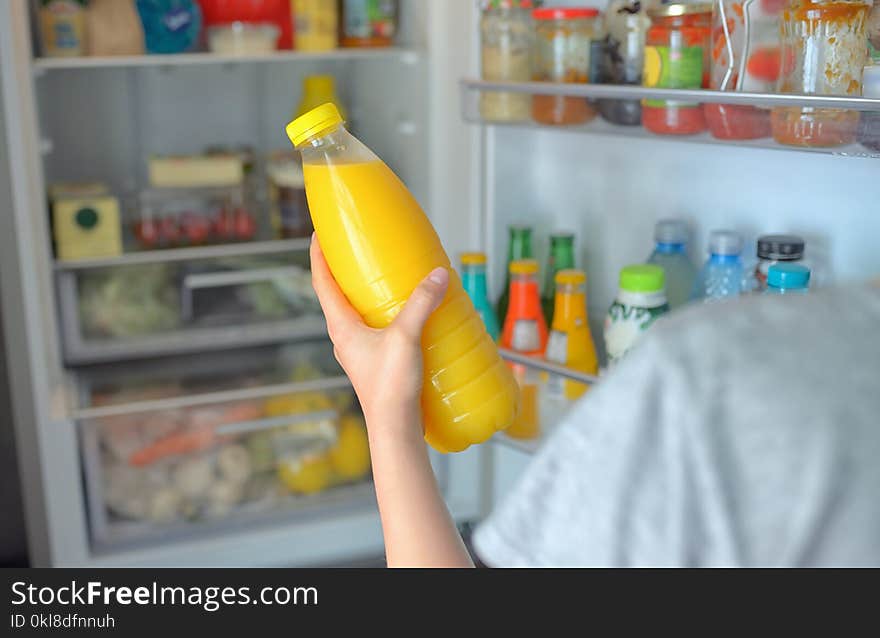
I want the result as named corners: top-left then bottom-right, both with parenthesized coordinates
top-left (766, 263), bottom-right (811, 295)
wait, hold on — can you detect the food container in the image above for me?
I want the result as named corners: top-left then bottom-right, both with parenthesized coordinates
top-left (75, 344), bottom-right (372, 549)
top-left (479, 0), bottom-right (533, 123)
top-left (599, 5), bottom-right (651, 126)
top-left (50, 182), bottom-right (123, 262)
top-left (293, 0), bottom-right (339, 51)
top-left (340, 0), bottom-right (398, 48)
top-left (148, 154), bottom-right (244, 189)
top-left (39, 0), bottom-right (88, 57)
top-left (207, 21), bottom-right (280, 55)
top-left (532, 7), bottom-right (602, 126)
top-left (135, 187), bottom-right (256, 249)
top-left (859, 65), bottom-right (880, 152)
top-left (642, 3), bottom-right (713, 135)
top-left (754, 234), bottom-right (806, 291)
top-left (57, 254), bottom-right (323, 364)
top-left (267, 152), bottom-right (312, 239)
top-left (198, 0), bottom-right (292, 49)
top-left (704, 0), bottom-right (776, 140)
top-left (772, 0), bottom-right (871, 147)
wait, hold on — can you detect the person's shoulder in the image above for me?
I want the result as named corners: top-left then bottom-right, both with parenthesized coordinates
top-left (643, 283), bottom-right (880, 367)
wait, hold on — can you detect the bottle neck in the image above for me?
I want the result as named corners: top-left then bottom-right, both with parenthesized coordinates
top-left (709, 253), bottom-right (742, 265)
top-left (461, 266), bottom-right (490, 300)
top-left (544, 245), bottom-right (575, 291)
top-left (553, 288), bottom-right (587, 328)
top-left (507, 233), bottom-right (533, 264)
top-left (655, 242), bottom-right (686, 255)
top-left (298, 124), bottom-right (376, 165)
top-left (508, 274), bottom-right (542, 320)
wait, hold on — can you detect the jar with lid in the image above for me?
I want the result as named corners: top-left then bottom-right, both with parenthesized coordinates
top-left (765, 263), bottom-right (811, 295)
top-left (753, 235), bottom-right (805, 292)
top-left (480, 0), bottom-right (534, 123)
top-left (599, 2), bottom-right (651, 126)
top-left (532, 7), bottom-right (602, 126)
top-left (772, 0), bottom-right (871, 148)
top-left (642, 3), bottom-right (713, 135)
top-left (859, 65), bottom-right (880, 152)
top-left (704, 0), bottom-right (776, 140)
top-left (340, 0), bottom-right (398, 48)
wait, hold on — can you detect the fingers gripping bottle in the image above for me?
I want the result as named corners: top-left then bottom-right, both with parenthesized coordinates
top-left (286, 104), bottom-right (519, 453)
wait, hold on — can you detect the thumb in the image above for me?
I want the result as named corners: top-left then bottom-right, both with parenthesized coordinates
top-left (392, 267), bottom-right (450, 341)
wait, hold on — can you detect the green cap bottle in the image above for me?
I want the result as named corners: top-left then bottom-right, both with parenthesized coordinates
top-left (542, 233), bottom-right (575, 325)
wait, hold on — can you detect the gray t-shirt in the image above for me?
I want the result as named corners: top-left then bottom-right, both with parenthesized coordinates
top-left (474, 285), bottom-right (880, 567)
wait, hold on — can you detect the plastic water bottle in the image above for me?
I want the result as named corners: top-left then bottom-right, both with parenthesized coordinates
top-left (647, 219), bottom-right (697, 310)
top-left (693, 231), bottom-right (746, 301)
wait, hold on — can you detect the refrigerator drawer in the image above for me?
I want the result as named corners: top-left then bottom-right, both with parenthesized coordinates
top-left (79, 381), bottom-right (376, 552)
top-left (56, 252), bottom-right (324, 365)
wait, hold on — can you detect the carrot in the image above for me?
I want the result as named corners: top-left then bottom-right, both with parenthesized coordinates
top-left (129, 426), bottom-right (216, 467)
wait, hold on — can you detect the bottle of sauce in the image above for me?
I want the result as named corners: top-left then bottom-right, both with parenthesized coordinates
top-left (541, 232), bottom-right (576, 326)
top-left (340, 0), bottom-right (398, 48)
top-left (501, 259), bottom-right (548, 440)
top-left (286, 104), bottom-right (518, 453)
top-left (460, 252), bottom-right (501, 341)
top-left (545, 270), bottom-right (598, 400)
top-left (497, 225), bottom-right (534, 325)
top-left (604, 264), bottom-right (669, 364)
top-left (642, 3), bottom-right (713, 135)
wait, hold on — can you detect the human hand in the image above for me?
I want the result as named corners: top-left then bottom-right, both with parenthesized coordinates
top-left (309, 235), bottom-right (450, 440)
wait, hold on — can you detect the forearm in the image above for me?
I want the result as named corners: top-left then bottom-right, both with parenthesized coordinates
top-left (366, 407), bottom-right (474, 568)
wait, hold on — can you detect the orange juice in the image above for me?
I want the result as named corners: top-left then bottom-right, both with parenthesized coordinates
top-left (287, 104), bottom-right (519, 453)
top-left (545, 270), bottom-right (598, 400)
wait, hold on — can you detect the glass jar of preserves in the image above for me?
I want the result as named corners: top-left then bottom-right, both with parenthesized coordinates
top-left (859, 64), bottom-right (880, 152)
top-left (772, 0), bottom-right (871, 148)
top-left (753, 234), bottom-right (805, 292)
top-left (642, 3), bottom-right (713, 135)
top-left (599, 3), bottom-right (651, 126)
top-left (704, 0), bottom-right (776, 140)
top-left (340, 0), bottom-right (398, 48)
top-left (532, 7), bottom-right (601, 126)
top-left (480, 0), bottom-right (534, 122)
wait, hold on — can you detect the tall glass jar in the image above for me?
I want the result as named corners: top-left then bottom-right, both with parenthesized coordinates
top-left (704, 0), bottom-right (775, 140)
top-left (599, 3), bottom-right (651, 126)
top-left (772, 0), bottom-right (871, 147)
top-left (532, 7), bottom-right (601, 126)
top-left (480, 0), bottom-right (534, 122)
top-left (642, 3), bottom-right (713, 135)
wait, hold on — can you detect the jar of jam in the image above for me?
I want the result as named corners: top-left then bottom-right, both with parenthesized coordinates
top-left (532, 7), bottom-right (601, 126)
top-left (754, 235), bottom-right (806, 292)
top-left (599, 4), bottom-right (651, 126)
top-left (704, 0), bottom-right (775, 140)
top-left (340, 0), bottom-right (398, 48)
top-left (480, 0), bottom-right (534, 123)
top-left (642, 2), bottom-right (713, 135)
top-left (859, 64), bottom-right (880, 152)
top-left (772, 0), bottom-right (871, 148)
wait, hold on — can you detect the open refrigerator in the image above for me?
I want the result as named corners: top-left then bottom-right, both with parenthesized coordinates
top-left (2, 0), bottom-right (879, 566)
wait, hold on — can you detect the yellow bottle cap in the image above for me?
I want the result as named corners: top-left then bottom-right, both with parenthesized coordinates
top-left (460, 252), bottom-right (487, 265)
top-left (509, 259), bottom-right (539, 275)
top-left (286, 103), bottom-right (344, 148)
top-left (555, 269), bottom-right (586, 285)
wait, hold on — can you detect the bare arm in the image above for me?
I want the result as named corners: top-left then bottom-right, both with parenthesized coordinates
top-left (310, 237), bottom-right (473, 568)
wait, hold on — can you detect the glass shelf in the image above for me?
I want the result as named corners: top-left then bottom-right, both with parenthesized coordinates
top-left (493, 349), bottom-right (599, 455)
top-left (32, 47), bottom-right (420, 73)
top-left (461, 78), bottom-right (880, 159)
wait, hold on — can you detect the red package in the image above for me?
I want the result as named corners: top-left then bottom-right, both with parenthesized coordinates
top-left (197, 0), bottom-right (293, 49)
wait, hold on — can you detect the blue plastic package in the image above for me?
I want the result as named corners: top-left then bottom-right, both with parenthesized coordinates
top-left (136, 0), bottom-right (202, 54)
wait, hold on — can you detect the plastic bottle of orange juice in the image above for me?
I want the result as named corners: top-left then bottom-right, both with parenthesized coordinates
top-left (286, 104), bottom-right (519, 453)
